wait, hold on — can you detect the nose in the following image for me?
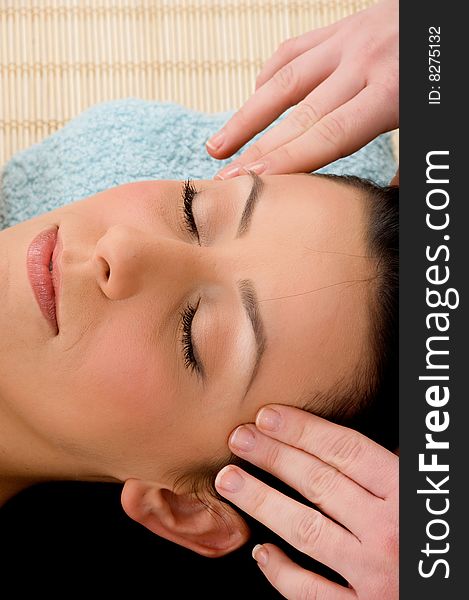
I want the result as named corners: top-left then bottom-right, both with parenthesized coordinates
top-left (92, 224), bottom-right (198, 300)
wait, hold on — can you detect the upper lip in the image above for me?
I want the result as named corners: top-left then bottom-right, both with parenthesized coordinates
top-left (51, 229), bottom-right (63, 331)
top-left (26, 226), bottom-right (62, 334)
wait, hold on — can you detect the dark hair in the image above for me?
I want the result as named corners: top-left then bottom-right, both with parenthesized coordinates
top-left (170, 174), bottom-right (398, 504)
top-left (307, 174), bottom-right (398, 451)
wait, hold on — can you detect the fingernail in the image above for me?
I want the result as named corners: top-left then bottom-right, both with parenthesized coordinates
top-left (215, 466), bottom-right (245, 493)
top-left (252, 544), bottom-right (269, 567)
top-left (230, 425), bottom-right (256, 452)
top-left (256, 407), bottom-right (281, 432)
top-left (214, 165), bottom-right (240, 180)
top-left (206, 131), bottom-right (225, 151)
top-left (242, 161), bottom-right (266, 175)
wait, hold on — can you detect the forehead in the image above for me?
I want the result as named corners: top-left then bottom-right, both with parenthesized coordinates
top-left (191, 173), bottom-right (369, 257)
top-left (233, 174), bottom-right (374, 417)
top-left (255, 173), bottom-right (367, 247)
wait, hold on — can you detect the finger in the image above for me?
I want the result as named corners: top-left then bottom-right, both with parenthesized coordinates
top-left (254, 405), bottom-right (398, 499)
top-left (206, 41), bottom-right (339, 160)
top-left (219, 65), bottom-right (364, 173)
top-left (252, 543), bottom-right (356, 600)
top-left (240, 83), bottom-right (399, 175)
top-left (255, 23), bottom-right (340, 90)
top-left (215, 465), bottom-right (360, 580)
top-left (229, 424), bottom-right (377, 538)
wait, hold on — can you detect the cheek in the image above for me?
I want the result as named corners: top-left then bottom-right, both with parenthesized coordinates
top-left (54, 325), bottom-right (178, 449)
top-left (79, 332), bottom-right (168, 423)
top-left (63, 326), bottom-right (226, 478)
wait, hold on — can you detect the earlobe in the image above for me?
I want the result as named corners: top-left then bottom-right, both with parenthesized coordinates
top-left (121, 479), bottom-right (250, 557)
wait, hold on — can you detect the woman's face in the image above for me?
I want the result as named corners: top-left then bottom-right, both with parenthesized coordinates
top-left (0, 173), bottom-right (374, 488)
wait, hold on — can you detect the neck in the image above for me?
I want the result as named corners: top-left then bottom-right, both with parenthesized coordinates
top-left (0, 406), bottom-right (42, 507)
top-left (0, 403), bottom-right (119, 508)
top-left (0, 423), bottom-right (57, 508)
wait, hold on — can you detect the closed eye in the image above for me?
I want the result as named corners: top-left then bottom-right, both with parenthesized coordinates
top-left (182, 179), bottom-right (200, 243)
top-left (181, 299), bottom-right (204, 378)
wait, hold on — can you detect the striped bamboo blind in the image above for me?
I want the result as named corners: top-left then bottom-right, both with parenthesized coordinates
top-left (1, 0), bottom-right (383, 166)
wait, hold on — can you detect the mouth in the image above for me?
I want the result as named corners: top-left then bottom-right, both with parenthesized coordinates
top-left (27, 226), bottom-right (61, 334)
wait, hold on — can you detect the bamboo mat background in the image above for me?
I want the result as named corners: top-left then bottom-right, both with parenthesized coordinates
top-left (1, 0), bottom-right (397, 167)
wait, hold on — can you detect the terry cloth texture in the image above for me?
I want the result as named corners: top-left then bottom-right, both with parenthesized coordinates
top-left (0, 98), bottom-right (396, 230)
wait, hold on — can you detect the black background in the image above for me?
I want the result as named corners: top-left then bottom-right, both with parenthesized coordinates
top-left (0, 482), bottom-right (280, 596)
top-left (400, 1), bottom-right (467, 597)
top-left (0, 481), bottom-right (344, 596)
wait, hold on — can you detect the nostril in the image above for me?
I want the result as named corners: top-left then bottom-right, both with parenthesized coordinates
top-left (97, 257), bottom-right (111, 282)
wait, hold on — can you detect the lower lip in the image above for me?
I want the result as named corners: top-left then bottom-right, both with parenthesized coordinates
top-left (27, 226), bottom-right (59, 333)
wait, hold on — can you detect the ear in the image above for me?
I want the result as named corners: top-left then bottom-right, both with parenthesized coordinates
top-left (121, 479), bottom-right (250, 557)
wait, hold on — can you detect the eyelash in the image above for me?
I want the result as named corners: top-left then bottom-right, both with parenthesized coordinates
top-left (182, 179), bottom-right (199, 241)
top-left (181, 300), bottom-right (202, 376)
top-left (180, 179), bottom-right (202, 376)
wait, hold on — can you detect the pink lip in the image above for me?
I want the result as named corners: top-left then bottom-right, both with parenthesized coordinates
top-left (27, 226), bottom-right (61, 333)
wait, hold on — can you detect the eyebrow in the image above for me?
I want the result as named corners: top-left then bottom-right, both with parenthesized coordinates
top-left (238, 279), bottom-right (267, 397)
top-left (236, 170), bottom-right (265, 237)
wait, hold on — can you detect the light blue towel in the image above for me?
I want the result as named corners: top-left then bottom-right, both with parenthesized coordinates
top-left (0, 98), bottom-right (396, 230)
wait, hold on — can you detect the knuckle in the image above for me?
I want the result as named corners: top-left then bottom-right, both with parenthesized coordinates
top-left (383, 528), bottom-right (399, 559)
top-left (273, 144), bottom-right (296, 170)
top-left (303, 464), bottom-right (339, 503)
top-left (298, 576), bottom-right (320, 600)
top-left (315, 114), bottom-right (346, 148)
top-left (290, 102), bottom-right (321, 132)
top-left (382, 517), bottom-right (399, 558)
top-left (371, 80), bottom-right (394, 104)
top-left (369, 80), bottom-right (399, 129)
top-left (374, 77), bottom-right (399, 114)
top-left (360, 35), bottom-right (380, 60)
top-left (244, 141), bottom-right (263, 162)
top-left (250, 487), bottom-right (269, 516)
top-left (293, 511), bottom-right (323, 553)
top-left (328, 432), bottom-right (364, 468)
top-left (276, 36), bottom-right (301, 60)
top-left (262, 545), bottom-right (285, 589)
top-left (264, 440), bottom-right (283, 472)
top-left (255, 68), bottom-right (265, 82)
top-left (234, 104), bottom-right (252, 129)
top-left (255, 64), bottom-right (268, 87)
top-left (353, 21), bottom-right (381, 59)
top-left (273, 63), bottom-right (299, 96)
top-left (277, 38), bottom-right (293, 56)
top-left (294, 418), bottom-right (313, 451)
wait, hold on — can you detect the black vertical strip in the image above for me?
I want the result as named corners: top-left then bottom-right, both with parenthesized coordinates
top-left (400, 1), bottom-right (467, 597)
